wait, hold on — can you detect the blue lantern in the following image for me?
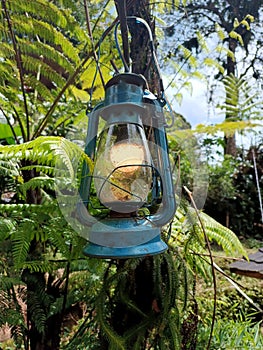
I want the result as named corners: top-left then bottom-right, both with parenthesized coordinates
top-left (78, 73), bottom-right (176, 258)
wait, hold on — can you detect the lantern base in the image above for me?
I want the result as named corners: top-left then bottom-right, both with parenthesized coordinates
top-left (83, 236), bottom-right (168, 259)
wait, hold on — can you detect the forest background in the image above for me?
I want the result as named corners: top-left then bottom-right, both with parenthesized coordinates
top-left (0, 0), bottom-right (262, 349)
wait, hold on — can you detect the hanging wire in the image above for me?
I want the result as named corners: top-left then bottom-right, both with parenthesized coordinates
top-left (127, 17), bottom-right (165, 94)
top-left (87, 20), bottom-right (117, 110)
top-left (89, 13), bottom-right (175, 126)
top-left (113, 16), bottom-right (164, 92)
top-left (113, 16), bottom-right (175, 127)
top-left (114, 22), bottom-right (130, 72)
top-left (127, 17), bottom-right (176, 127)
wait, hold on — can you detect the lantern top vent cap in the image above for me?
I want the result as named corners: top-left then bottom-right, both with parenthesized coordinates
top-left (105, 73), bottom-right (148, 90)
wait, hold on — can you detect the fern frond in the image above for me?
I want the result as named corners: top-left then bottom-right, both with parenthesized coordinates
top-left (0, 202), bottom-right (54, 215)
top-left (0, 276), bottom-right (24, 291)
top-left (22, 55), bottom-right (67, 87)
top-left (215, 45), bottom-right (235, 62)
top-left (203, 58), bottom-right (224, 74)
top-left (167, 309), bottom-right (181, 349)
top-left (192, 120), bottom-right (260, 136)
top-left (229, 31), bottom-right (244, 45)
top-left (11, 223), bottom-right (33, 267)
top-left (27, 293), bottom-right (47, 334)
top-left (18, 176), bottom-right (55, 196)
top-left (10, 0), bottom-right (88, 43)
top-left (0, 217), bottom-right (16, 240)
top-left (20, 164), bottom-right (55, 175)
top-left (13, 16), bottom-right (80, 64)
top-left (9, 0), bottom-right (68, 28)
top-left (0, 41), bottom-right (15, 59)
top-left (46, 224), bottom-right (72, 260)
top-left (0, 136), bottom-right (93, 180)
top-left (24, 74), bottom-right (54, 101)
top-left (188, 208), bottom-right (247, 258)
top-left (21, 261), bottom-right (52, 273)
top-left (219, 74), bottom-right (263, 120)
top-left (215, 23), bottom-right (226, 41)
top-left (96, 290), bottom-right (126, 350)
top-left (0, 158), bottom-right (20, 176)
top-left (178, 45), bottom-right (198, 68)
top-left (164, 254), bottom-right (176, 313)
top-left (196, 31), bottom-right (209, 53)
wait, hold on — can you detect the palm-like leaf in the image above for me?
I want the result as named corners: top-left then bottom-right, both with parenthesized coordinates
top-left (0, 0), bottom-right (115, 143)
top-left (218, 73), bottom-right (263, 121)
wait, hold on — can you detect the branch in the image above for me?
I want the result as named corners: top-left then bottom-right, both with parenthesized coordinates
top-left (12, 106), bottom-right (27, 141)
top-left (184, 186), bottom-right (216, 350)
top-left (213, 262), bottom-right (263, 314)
top-left (33, 20), bottom-right (118, 139)
top-left (185, 3), bottom-right (230, 31)
top-left (196, 251), bottom-right (263, 314)
top-left (83, 0), bottom-right (105, 88)
top-left (240, 44), bottom-right (261, 79)
top-left (1, 0), bottom-right (30, 141)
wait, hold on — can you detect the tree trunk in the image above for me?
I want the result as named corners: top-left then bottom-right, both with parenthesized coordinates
top-left (105, 1), bottom-right (162, 348)
top-left (21, 163), bottom-right (63, 350)
top-left (224, 36), bottom-right (238, 156)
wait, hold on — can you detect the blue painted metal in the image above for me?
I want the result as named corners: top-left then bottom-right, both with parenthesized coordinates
top-left (88, 217), bottom-right (160, 247)
top-left (146, 98), bottom-right (176, 226)
top-left (78, 73), bottom-right (176, 258)
top-left (83, 236), bottom-right (167, 259)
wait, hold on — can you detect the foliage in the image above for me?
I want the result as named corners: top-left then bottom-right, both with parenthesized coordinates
top-left (160, 0), bottom-right (263, 157)
top-left (205, 155), bottom-right (237, 212)
top-left (0, 136), bottom-right (92, 181)
top-left (170, 205), bottom-right (247, 279)
top-left (205, 144), bottom-right (263, 238)
top-left (0, 0), bottom-right (115, 145)
top-left (91, 252), bottom-right (186, 350)
top-left (217, 74), bottom-right (263, 121)
top-left (0, 1), bottom-right (113, 347)
top-left (197, 319), bottom-right (263, 350)
top-left (160, 0), bottom-right (263, 79)
top-left (196, 272), bottom-right (263, 350)
top-left (0, 127), bottom-right (249, 349)
top-left (0, 1), bottom-right (261, 350)
top-left (0, 180), bottom-right (107, 347)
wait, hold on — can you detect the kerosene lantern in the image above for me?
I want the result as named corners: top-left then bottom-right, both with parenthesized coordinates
top-left (78, 72), bottom-right (176, 258)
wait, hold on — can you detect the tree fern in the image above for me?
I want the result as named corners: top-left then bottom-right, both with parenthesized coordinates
top-left (18, 176), bottom-right (55, 197)
top-left (27, 288), bottom-right (48, 335)
top-left (218, 74), bottom-right (263, 121)
top-left (189, 208), bottom-right (247, 257)
top-left (169, 204), bottom-right (248, 285)
top-left (11, 223), bottom-right (33, 267)
top-left (0, 0), bottom-right (89, 143)
top-left (0, 136), bottom-right (92, 179)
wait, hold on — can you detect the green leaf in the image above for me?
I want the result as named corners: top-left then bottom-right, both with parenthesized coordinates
top-left (0, 124), bottom-right (22, 139)
top-left (203, 58), bottom-right (225, 74)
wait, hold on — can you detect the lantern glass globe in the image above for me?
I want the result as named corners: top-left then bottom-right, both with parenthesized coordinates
top-left (93, 122), bottom-right (152, 213)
